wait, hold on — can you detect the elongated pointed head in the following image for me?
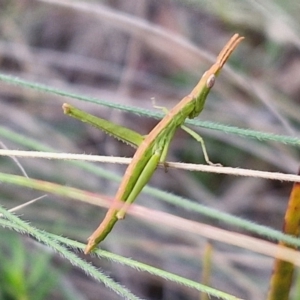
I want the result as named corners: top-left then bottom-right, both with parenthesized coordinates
top-left (189, 34), bottom-right (244, 119)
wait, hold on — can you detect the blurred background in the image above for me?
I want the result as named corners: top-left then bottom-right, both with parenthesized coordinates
top-left (1, 0), bottom-right (300, 299)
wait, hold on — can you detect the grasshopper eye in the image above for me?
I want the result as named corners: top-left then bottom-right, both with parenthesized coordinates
top-left (206, 74), bottom-right (215, 88)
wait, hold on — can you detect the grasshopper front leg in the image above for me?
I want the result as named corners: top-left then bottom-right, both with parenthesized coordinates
top-left (181, 125), bottom-right (222, 166)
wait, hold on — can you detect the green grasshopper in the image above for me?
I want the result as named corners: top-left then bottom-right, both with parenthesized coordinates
top-left (63, 33), bottom-right (243, 254)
